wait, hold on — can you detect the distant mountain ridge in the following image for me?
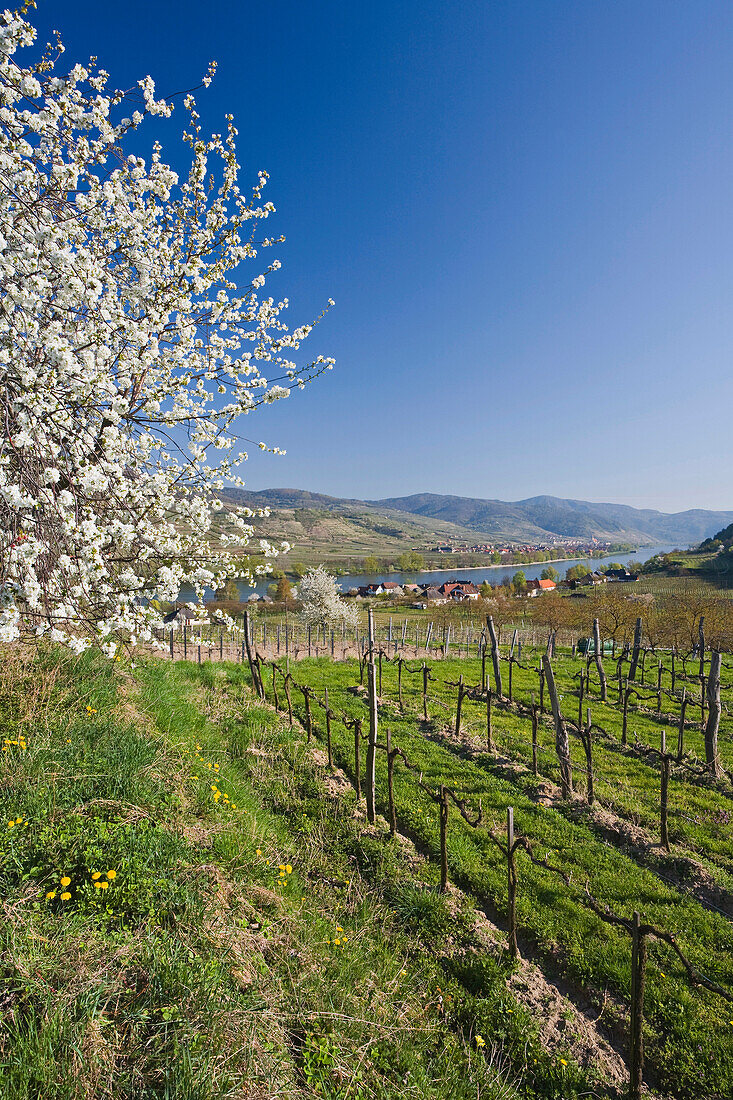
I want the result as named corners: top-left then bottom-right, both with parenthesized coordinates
top-left (372, 493), bottom-right (733, 545)
top-left (221, 488), bottom-right (733, 546)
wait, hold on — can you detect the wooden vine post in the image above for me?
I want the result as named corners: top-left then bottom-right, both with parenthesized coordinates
top-left (486, 615), bottom-right (503, 697)
top-left (366, 608), bottom-right (378, 825)
top-left (659, 730), bottom-right (671, 852)
top-left (592, 618), bottom-right (607, 701)
top-left (284, 674), bottom-right (293, 725)
top-left (698, 615), bottom-right (705, 679)
top-left (506, 806), bottom-right (517, 958)
top-left (486, 687), bottom-right (493, 752)
top-left (531, 693), bottom-right (538, 776)
top-left (397, 658), bottom-right (403, 711)
top-left (676, 687), bottom-right (687, 761)
top-left (629, 617), bottom-right (642, 682)
top-left (422, 663), bottom-right (429, 722)
top-left (439, 785), bottom-right (449, 893)
top-left (324, 686), bottom-right (333, 769)
top-left (455, 675), bottom-right (464, 738)
top-left (622, 682), bottom-right (636, 746)
top-left (353, 719), bottom-right (362, 799)
top-left (583, 894), bottom-right (733, 1100)
top-left (538, 664), bottom-right (545, 715)
top-left (704, 650), bottom-right (722, 778)
top-left (542, 655), bottom-right (573, 798)
top-left (302, 687), bottom-right (312, 743)
top-left (657, 661), bottom-right (663, 714)
top-left (272, 665), bottom-right (280, 712)
top-left (578, 707), bottom-right (594, 805)
top-left (386, 728), bottom-right (398, 838)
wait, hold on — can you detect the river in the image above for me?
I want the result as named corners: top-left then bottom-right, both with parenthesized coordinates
top-left (178, 545), bottom-right (676, 602)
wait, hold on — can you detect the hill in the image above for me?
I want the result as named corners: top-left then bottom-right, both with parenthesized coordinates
top-left (220, 487), bottom-right (733, 551)
top-left (373, 493), bottom-right (733, 545)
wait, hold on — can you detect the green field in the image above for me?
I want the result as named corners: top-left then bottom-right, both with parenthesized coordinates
top-left (4, 639), bottom-right (733, 1098)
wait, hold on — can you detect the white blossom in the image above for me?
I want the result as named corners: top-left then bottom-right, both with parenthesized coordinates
top-left (0, 10), bottom-right (334, 650)
top-left (298, 566), bottom-right (360, 631)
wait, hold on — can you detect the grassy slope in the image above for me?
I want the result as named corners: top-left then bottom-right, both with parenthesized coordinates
top-left (0, 645), bottom-right (609, 1100)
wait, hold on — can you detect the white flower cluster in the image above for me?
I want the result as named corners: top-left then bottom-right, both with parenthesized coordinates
top-left (0, 11), bottom-right (333, 649)
top-left (298, 566), bottom-right (360, 631)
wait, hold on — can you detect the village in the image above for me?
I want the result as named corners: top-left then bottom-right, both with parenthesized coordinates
top-left (347, 566), bottom-right (639, 605)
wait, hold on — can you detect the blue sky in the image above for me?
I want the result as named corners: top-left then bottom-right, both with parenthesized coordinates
top-left (33, 1), bottom-right (733, 512)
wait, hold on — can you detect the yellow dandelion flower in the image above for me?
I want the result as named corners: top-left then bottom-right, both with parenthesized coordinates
top-left (106, 870), bottom-right (116, 880)
top-left (91, 871), bottom-right (102, 880)
top-left (7, 821), bottom-right (14, 828)
top-left (256, 849), bottom-right (262, 856)
top-left (286, 865), bottom-right (292, 874)
top-left (192, 775), bottom-right (199, 780)
top-left (15, 817), bottom-right (23, 825)
top-left (46, 890), bottom-right (56, 899)
top-left (334, 938), bottom-right (341, 946)
top-left (99, 881), bottom-right (109, 890)
top-left (60, 891), bottom-right (71, 901)
top-left (60, 877), bottom-right (71, 887)
top-left (475, 1035), bottom-right (485, 1048)
top-left (278, 864), bottom-right (286, 871)
top-left (560, 1059), bottom-right (568, 1067)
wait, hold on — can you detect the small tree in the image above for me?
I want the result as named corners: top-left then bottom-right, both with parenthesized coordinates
top-left (540, 566), bottom-right (559, 583)
top-left (298, 566), bottom-right (359, 630)
top-left (363, 555), bottom-right (379, 574)
top-left (512, 570), bottom-right (527, 594)
top-left (566, 564), bottom-right (589, 583)
top-left (275, 574), bottom-right (293, 603)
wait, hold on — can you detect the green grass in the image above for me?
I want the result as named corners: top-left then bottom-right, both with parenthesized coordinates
top-left (261, 652), bottom-right (733, 1100)
top-left (0, 643), bottom-right (610, 1100)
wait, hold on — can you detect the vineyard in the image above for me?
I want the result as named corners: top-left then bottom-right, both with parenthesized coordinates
top-left (227, 612), bottom-right (733, 1100)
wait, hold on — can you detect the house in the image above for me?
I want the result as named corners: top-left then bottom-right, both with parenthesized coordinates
top-left (438, 581), bottom-right (480, 601)
top-left (606, 569), bottom-right (639, 582)
top-left (538, 579), bottom-right (556, 592)
top-left (575, 571), bottom-right (607, 588)
top-left (420, 586), bottom-right (446, 603)
top-left (357, 583), bottom-right (384, 597)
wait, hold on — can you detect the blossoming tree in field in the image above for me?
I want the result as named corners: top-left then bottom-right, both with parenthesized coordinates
top-left (0, 9), bottom-right (333, 652)
top-left (298, 566), bottom-right (359, 631)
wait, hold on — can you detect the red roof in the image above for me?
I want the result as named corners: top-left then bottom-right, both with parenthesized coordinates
top-left (538, 579), bottom-right (556, 590)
